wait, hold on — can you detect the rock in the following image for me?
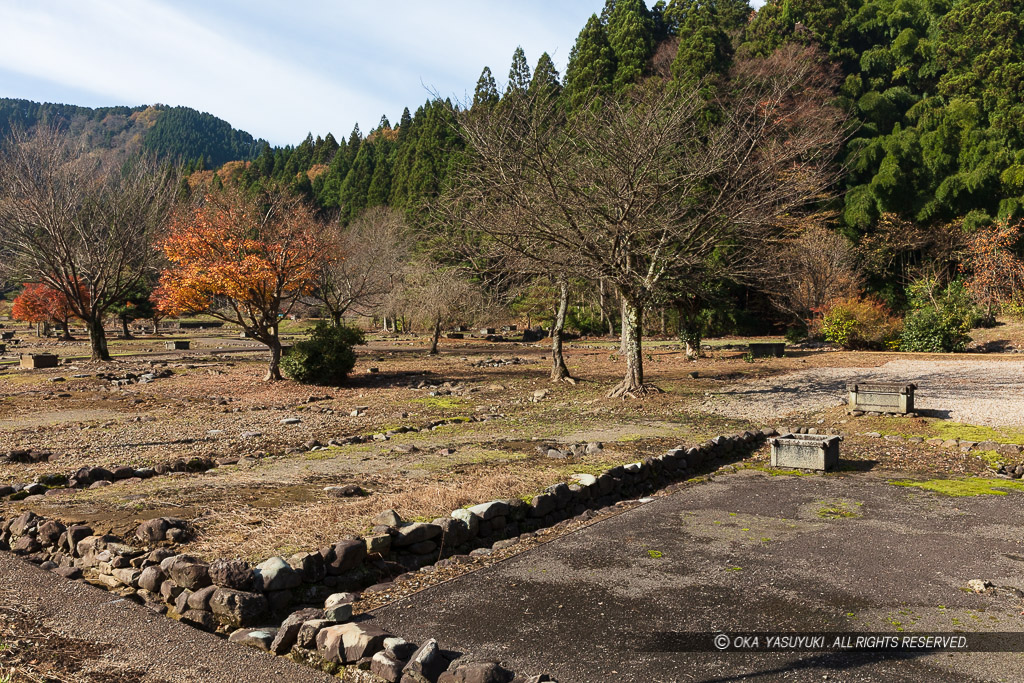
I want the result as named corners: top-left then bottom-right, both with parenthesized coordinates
top-left (271, 607), bottom-right (324, 654)
top-left (138, 565), bottom-right (166, 593)
top-left (372, 651), bottom-right (405, 682)
top-left (296, 618), bottom-right (334, 650)
top-left (374, 509), bottom-right (403, 527)
top-left (280, 418), bottom-right (302, 425)
top-left (324, 484), bottom-right (364, 498)
top-left (161, 555), bottom-right (210, 591)
top-left (570, 473), bottom-right (597, 487)
top-left (210, 588), bottom-right (269, 627)
top-left (254, 556), bottom-right (301, 592)
top-left (545, 449), bottom-right (566, 459)
top-left (532, 389), bottom-right (549, 401)
top-left (324, 602), bottom-right (353, 623)
top-left (439, 662), bottom-right (515, 683)
top-left (228, 628), bottom-right (277, 651)
top-left (467, 500), bottom-right (509, 521)
top-left (450, 509), bottom-right (480, 537)
top-left (288, 552), bottom-right (326, 583)
top-left (326, 539), bottom-right (367, 573)
top-left (365, 534), bottom-right (392, 556)
top-left (178, 608), bottom-right (217, 632)
top-left (529, 493), bottom-right (555, 518)
top-left (392, 523), bottom-right (442, 548)
top-left (864, 432), bottom-right (882, 439)
top-left (317, 622), bottom-right (390, 664)
top-left (36, 520), bottom-right (65, 547)
top-left (402, 638), bottom-right (445, 681)
top-left (209, 558), bottom-right (254, 590)
top-left (53, 566), bottom-right (82, 580)
top-left (187, 585), bottom-right (218, 611)
top-left (136, 518), bottom-right (171, 543)
top-left (384, 637), bottom-right (417, 660)
top-left (585, 442), bottom-right (603, 454)
top-left (968, 579), bottom-right (993, 594)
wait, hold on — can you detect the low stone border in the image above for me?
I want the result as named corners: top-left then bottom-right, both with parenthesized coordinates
top-left (1, 428), bottom-right (771, 681)
top-left (0, 414), bottom-right (503, 502)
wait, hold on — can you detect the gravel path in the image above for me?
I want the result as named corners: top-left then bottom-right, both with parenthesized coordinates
top-left (699, 359), bottom-right (1024, 426)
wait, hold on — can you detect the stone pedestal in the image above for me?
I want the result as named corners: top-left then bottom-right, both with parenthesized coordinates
top-left (770, 434), bottom-right (840, 471)
top-left (847, 382), bottom-right (915, 414)
top-left (749, 342), bottom-right (785, 358)
top-left (20, 353), bottom-right (58, 369)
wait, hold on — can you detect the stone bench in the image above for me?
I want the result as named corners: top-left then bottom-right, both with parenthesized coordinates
top-left (847, 382), bottom-right (915, 415)
top-left (20, 353), bottom-right (59, 369)
top-left (165, 340), bottom-right (190, 350)
top-left (770, 434), bottom-right (840, 471)
top-left (748, 342), bottom-right (785, 358)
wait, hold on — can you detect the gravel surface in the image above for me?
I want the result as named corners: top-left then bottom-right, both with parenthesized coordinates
top-left (0, 553), bottom-right (333, 682)
top-left (699, 359), bottom-right (1024, 426)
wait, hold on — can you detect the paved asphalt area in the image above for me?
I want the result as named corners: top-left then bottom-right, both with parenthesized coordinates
top-left (0, 552), bottom-right (334, 683)
top-left (372, 470), bottom-right (1024, 682)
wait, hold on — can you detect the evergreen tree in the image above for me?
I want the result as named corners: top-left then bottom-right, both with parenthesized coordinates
top-left (473, 66), bottom-right (500, 108)
top-left (671, 1), bottom-right (732, 95)
top-left (529, 53), bottom-right (562, 99)
top-left (564, 15), bottom-right (618, 109)
top-left (507, 46), bottom-right (532, 95)
top-left (606, 0), bottom-right (656, 90)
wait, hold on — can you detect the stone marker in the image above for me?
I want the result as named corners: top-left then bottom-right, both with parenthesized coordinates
top-left (20, 353), bottom-right (58, 369)
top-left (748, 342), bottom-right (785, 358)
top-left (847, 382), bottom-right (916, 414)
top-left (165, 340), bottom-right (190, 350)
top-left (770, 434), bottom-right (840, 471)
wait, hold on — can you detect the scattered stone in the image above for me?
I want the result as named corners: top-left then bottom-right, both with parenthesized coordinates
top-left (968, 579), bottom-right (993, 594)
top-left (324, 484), bottom-right (364, 498)
top-left (271, 607), bottom-right (324, 655)
top-left (254, 556), bottom-right (301, 592)
top-left (439, 662), bottom-right (515, 683)
top-left (280, 418), bottom-right (302, 425)
top-left (228, 628), bottom-right (277, 651)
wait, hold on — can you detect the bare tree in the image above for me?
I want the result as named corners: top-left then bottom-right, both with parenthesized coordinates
top-left (389, 259), bottom-right (484, 355)
top-left (310, 206), bottom-right (409, 326)
top-left (769, 221), bottom-right (863, 330)
top-left (0, 128), bottom-right (179, 360)
top-left (447, 45), bottom-right (846, 397)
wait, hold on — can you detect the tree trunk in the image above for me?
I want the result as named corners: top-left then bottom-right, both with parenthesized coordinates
top-left (59, 317), bottom-right (73, 341)
top-left (331, 311), bottom-right (343, 327)
top-left (88, 318), bottom-right (110, 361)
top-left (120, 315), bottom-right (133, 339)
top-left (619, 298), bottom-right (629, 356)
top-left (609, 295), bottom-right (651, 398)
top-left (265, 341), bottom-right (283, 381)
top-left (550, 279), bottom-right (573, 382)
top-left (678, 305), bottom-right (703, 360)
top-left (428, 318), bottom-right (441, 355)
top-left (264, 324), bottom-right (283, 381)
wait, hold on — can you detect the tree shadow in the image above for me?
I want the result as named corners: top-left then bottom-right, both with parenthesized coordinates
top-left (837, 459), bottom-right (879, 472)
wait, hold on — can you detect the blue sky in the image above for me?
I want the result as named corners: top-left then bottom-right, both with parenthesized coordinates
top-left (0, 1), bottom-right (764, 146)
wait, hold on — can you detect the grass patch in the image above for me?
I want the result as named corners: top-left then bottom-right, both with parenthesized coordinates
top-left (817, 501), bottom-right (862, 519)
top-left (647, 550), bottom-right (663, 559)
top-left (933, 421), bottom-right (1024, 444)
top-left (411, 396), bottom-right (471, 410)
top-left (975, 450), bottom-right (1005, 470)
top-left (750, 465), bottom-right (815, 477)
top-left (891, 477), bottom-right (1024, 497)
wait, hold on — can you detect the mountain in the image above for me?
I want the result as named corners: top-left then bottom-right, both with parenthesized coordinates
top-left (0, 98), bottom-right (267, 168)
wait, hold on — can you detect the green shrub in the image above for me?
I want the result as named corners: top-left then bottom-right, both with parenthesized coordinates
top-left (784, 326), bottom-right (808, 344)
top-left (900, 280), bottom-right (978, 353)
top-left (281, 322), bottom-right (364, 385)
top-left (818, 296), bottom-right (901, 350)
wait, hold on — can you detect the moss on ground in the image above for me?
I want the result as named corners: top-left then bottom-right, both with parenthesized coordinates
top-left (933, 422), bottom-right (1024, 444)
top-left (891, 477), bottom-right (1024, 497)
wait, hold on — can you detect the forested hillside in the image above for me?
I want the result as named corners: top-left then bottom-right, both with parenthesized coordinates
top-left (0, 98), bottom-right (266, 168)
top-left (223, 0), bottom-right (1022, 238)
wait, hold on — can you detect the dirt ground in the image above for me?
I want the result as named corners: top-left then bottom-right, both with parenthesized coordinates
top-left (1, 325), bottom-right (1023, 565)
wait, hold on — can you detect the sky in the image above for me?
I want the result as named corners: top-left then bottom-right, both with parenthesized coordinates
top-left (0, 0), bottom-right (765, 147)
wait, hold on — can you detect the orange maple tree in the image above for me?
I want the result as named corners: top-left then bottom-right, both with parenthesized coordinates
top-left (961, 219), bottom-right (1024, 320)
top-left (154, 187), bottom-right (323, 380)
top-left (12, 282), bottom-right (87, 339)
